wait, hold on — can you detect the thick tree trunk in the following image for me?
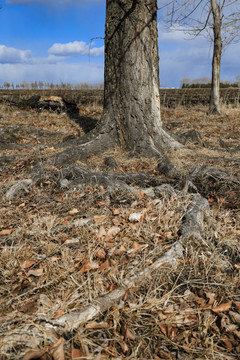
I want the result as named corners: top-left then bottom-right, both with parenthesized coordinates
top-left (209, 0), bottom-right (222, 115)
top-left (55, 0), bottom-right (182, 166)
top-left (101, 0), bottom-right (181, 156)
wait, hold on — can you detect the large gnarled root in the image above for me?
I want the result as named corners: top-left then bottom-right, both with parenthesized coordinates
top-left (0, 188), bottom-right (210, 358)
top-left (45, 193), bottom-right (209, 331)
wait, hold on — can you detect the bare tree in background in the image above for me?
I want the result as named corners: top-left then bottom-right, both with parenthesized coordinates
top-left (162, 0), bottom-right (240, 114)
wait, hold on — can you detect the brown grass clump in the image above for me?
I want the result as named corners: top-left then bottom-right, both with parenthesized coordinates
top-left (0, 102), bottom-right (239, 359)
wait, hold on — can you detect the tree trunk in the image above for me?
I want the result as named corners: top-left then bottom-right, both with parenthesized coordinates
top-left (209, 0), bottom-right (222, 115)
top-left (102, 0), bottom-right (181, 156)
top-left (55, 0), bottom-right (182, 166)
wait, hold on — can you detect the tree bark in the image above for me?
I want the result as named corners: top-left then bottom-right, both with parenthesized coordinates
top-left (102, 0), bottom-right (181, 156)
top-left (209, 0), bottom-right (222, 115)
top-left (54, 0), bottom-right (182, 166)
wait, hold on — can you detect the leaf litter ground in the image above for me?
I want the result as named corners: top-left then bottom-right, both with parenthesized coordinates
top-left (0, 101), bottom-right (240, 359)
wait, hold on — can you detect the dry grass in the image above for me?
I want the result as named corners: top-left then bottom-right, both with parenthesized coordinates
top-left (0, 102), bottom-right (239, 359)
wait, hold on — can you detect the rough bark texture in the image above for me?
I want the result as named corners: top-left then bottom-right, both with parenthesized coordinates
top-left (102, 0), bottom-right (181, 156)
top-left (53, 0), bottom-right (182, 166)
top-left (209, 0), bottom-right (222, 115)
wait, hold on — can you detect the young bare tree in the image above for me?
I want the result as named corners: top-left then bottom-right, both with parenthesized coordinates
top-left (162, 0), bottom-right (240, 114)
top-left (56, 0), bottom-right (182, 166)
top-left (209, 0), bottom-right (222, 114)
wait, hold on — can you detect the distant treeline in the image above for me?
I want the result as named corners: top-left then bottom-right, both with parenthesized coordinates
top-left (181, 76), bottom-right (240, 89)
top-left (182, 82), bottom-right (239, 89)
top-left (0, 81), bottom-right (104, 90)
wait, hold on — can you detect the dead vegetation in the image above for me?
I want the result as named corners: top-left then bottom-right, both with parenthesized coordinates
top-left (0, 97), bottom-right (240, 359)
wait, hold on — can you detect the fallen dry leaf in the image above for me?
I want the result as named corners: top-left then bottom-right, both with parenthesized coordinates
top-left (158, 310), bottom-right (169, 321)
top-left (205, 291), bottom-right (216, 305)
top-left (23, 349), bottom-right (50, 360)
top-left (173, 308), bottom-right (198, 326)
top-left (233, 330), bottom-right (240, 339)
top-left (158, 323), bottom-right (167, 336)
top-left (85, 321), bottom-right (108, 329)
top-left (68, 208), bottom-right (79, 215)
top-left (105, 241), bottom-right (115, 248)
top-left (45, 328), bottom-right (59, 342)
top-left (132, 241), bottom-right (141, 250)
top-left (50, 256), bottom-right (60, 262)
top-left (71, 348), bottom-right (85, 359)
top-left (119, 341), bottom-right (129, 354)
top-left (125, 327), bottom-right (136, 340)
top-left (234, 302), bottom-right (240, 312)
top-left (112, 209), bottom-right (120, 215)
top-left (164, 231), bottom-right (174, 239)
top-left (95, 201), bottom-right (105, 207)
top-left (106, 226), bottom-right (121, 238)
top-left (53, 309), bottom-right (65, 319)
top-left (229, 311), bottom-right (240, 325)
top-left (121, 325), bottom-right (136, 341)
top-left (106, 283), bottom-right (117, 291)
top-left (21, 260), bottom-right (36, 269)
top-left (221, 335), bottom-right (233, 350)
top-left (94, 215), bottom-right (106, 223)
top-left (64, 238), bottom-right (80, 245)
top-left (113, 244), bottom-right (126, 255)
top-left (39, 294), bottom-right (53, 308)
top-left (145, 258), bottom-right (153, 266)
top-left (123, 289), bottom-right (129, 302)
top-left (112, 217), bottom-right (121, 225)
top-left (79, 262), bottom-right (93, 273)
top-left (97, 225), bottom-right (107, 238)
top-left (88, 261), bottom-right (99, 270)
top-left (191, 294), bottom-right (207, 308)
top-left (212, 301), bottom-right (232, 313)
top-left (0, 229), bottom-right (12, 235)
top-left (225, 324), bottom-right (239, 332)
top-left (95, 247), bottom-right (106, 259)
top-left (19, 300), bottom-right (38, 314)
top-left (138, 189), bottom-right (148, 199)
top-left (98, 259), bottom-right (110, 272)
top-left (28, 268), bottom-right (43, 277)
top-left (111, 305), bottom-right (120, 320)
top-left (221, 315), bottom-right (230, 329)
top-left (50, 338), bottom-right (65, 360)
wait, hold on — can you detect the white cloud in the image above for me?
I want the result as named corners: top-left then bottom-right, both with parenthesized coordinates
top-left (0, 25), bottom-right (239, 87)
top-left (159, 49), bottom-right (211, 87)
top-left (48, 41), bottom-right (104, 57)
top-left (0, 61), bottom-right (104, 84)
top-left (158, 25), bottom-right (210, 86)
top-left (159, 26), bottom-right (190, 44)
top-left (158, 24), bottom-right (209, 46)
top-left (0, 45), bottom-right (32, 63)
top-left (30, 54), bottom-right (70, 64)
top-left (159, 28), bottom-right (240, 87)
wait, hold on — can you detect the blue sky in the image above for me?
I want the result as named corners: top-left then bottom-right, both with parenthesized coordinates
top-left (0, 0), bottom-right (239, 87)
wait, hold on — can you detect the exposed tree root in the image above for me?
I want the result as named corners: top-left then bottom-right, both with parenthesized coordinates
top-left (1, 143), bottom-right (239, 356)
top-left (53, 118), bottom-right (118, 165)
top-left (1, 182), bottom-right (210, 354)
top-left (4, 159), bottom-right (239, 204)
top-left (52, 106), bottom-right (185, 166)
top-left (38, 195), bottom-right (208, 332)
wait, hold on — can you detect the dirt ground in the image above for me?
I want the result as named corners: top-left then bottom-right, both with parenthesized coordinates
top-left (0, 98), bottom-right (239, 360)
